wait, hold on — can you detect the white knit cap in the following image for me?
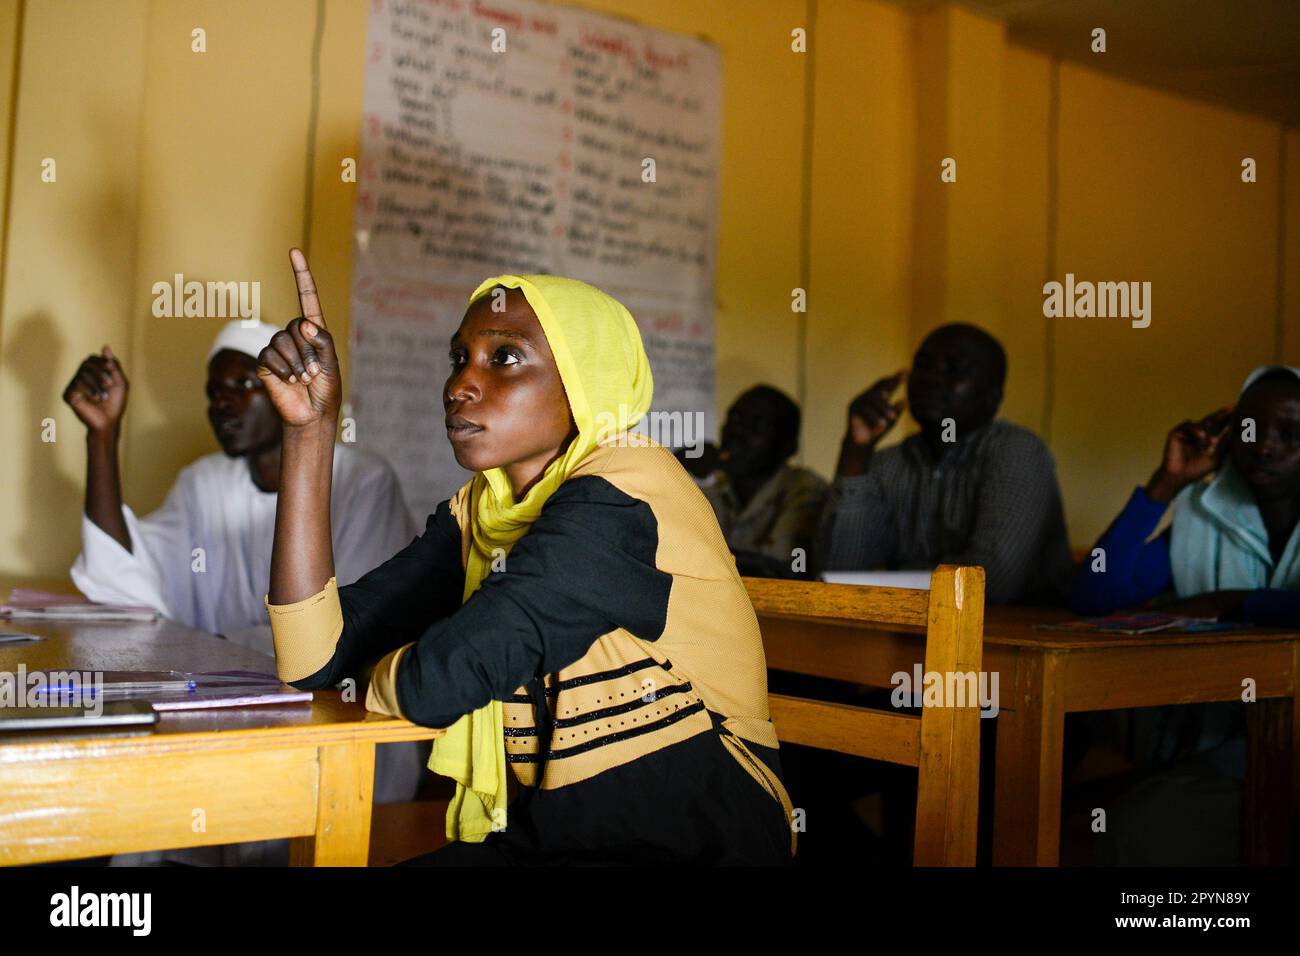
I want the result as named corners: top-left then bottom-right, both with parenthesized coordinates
top-left (207, 319), bottom-right (285, 362)
top-left (1240, 365), bottom-right (1300, 396)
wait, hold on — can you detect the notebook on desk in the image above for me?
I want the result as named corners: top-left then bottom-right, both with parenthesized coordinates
top-left (19, 669), bottom-right (312, 711)
top-left (2, 588), bottom-right (158, 622)
top-left (149, 671), bottom-right (313, 711)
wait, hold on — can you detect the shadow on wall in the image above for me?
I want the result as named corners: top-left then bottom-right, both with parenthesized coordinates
top-left (2, 311), bottom-right (81, 578)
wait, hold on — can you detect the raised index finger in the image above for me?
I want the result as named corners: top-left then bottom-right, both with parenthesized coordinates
top-left (289, 247), bottom-right (326, 329)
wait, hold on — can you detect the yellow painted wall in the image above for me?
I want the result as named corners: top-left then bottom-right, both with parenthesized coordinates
top-left (0, 0), bottom-right (19, 235)
top-left (803, 0), bottom-right (914, 473)
top-left (0, 0), bottom-right (148, 581)
top-left (1, 0), bottom-right (1298, 581)
top-left (911, 4), bottom-right (1007, 342)
top-left (123, 0), bottom-right (321, 505)
top-left (996, 43), bottom-right (1052, 433)
top-left (900, 14), bottom-right (1295, 545)
top-left (1049, 64), bottom-right (1283, 543)
top-left (1283, 128), bottom-right (1300, 367)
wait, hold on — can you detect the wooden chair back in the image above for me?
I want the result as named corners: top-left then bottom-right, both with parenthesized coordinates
top-left (744, 565), bottom-right (986, 865)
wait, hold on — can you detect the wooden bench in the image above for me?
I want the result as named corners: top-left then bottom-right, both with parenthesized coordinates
top-left (746, 565), bottom-right (986, 866)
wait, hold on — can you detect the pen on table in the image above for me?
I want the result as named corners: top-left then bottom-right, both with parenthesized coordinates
top-left (32, 679), bottom-right (197, 696)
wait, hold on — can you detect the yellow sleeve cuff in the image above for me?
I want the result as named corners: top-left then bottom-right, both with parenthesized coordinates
top-left (264, 577), bottom-right (344, 683)
top-left (365, 643), bottom-right (414, 718)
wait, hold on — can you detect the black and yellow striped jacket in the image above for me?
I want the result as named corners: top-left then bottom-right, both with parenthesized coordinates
top-left (293, 441), bottom-right (793, 865)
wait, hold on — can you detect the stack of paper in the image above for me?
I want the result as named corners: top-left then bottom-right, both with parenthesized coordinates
top-left (821, 570), bottom-right (933, 590)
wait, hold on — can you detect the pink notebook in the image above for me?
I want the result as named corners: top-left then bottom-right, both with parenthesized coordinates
top-left (148, 671), bottom-right (312, 711)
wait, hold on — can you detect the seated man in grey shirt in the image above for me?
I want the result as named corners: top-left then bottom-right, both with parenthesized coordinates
top-left (817, 324), bottom-right (1071, 605)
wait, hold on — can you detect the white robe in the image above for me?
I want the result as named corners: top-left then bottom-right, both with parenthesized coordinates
top-left (72, 444), bottom-right (416, 654)
top-left (72, 444), bottom-right (427, 864)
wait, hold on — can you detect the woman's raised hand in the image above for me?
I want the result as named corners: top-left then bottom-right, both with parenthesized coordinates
top-left (1147, 406), bottom-right (1234, 503)
top-left (257, 248), bottom-right (342, 429)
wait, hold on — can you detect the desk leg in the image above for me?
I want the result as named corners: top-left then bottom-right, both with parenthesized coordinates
top-left (993, 651), bottom-right (1065, 866)
top-left (290, 740), bottom-right (377, 867)
top-left (1244, 680), bottom-right (1297, 866)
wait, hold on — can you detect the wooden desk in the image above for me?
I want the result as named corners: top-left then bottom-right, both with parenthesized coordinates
top-left (757, 604), bottom-right (1298, 866)
top-left (0, 617), bottom-right (441, 866)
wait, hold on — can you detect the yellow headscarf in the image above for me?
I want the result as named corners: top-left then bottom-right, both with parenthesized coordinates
top-left (429, 274), bottom-right (654, 843)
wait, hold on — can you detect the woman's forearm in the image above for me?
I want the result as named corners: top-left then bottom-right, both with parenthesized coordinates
top-left (1069, 487), bottom-right (1172, 614)
top-left (269, 420), bottom-right (337, 603)
top-left (1145, 466), bottom-right (1188, 505)
top-left (85, 429), bottom-right (131, 551)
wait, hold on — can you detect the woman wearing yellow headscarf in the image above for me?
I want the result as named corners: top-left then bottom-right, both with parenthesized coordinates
top-left (260, 249), bottom-right (793, 864)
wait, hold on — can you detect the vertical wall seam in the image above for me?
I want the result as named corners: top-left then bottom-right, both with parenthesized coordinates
top-left (1275, 128), bottom-right (1287, 363)
top-left (795, 0), bottom-right (817, 463)
top-left (1042, 56), bottom-right (1059, 445)
top-left (301, 0), bottom-right (327, 256)
top-left (0, 0), bottom-right (28, 353)
top-left (122, 0), bottom-right (156, 486)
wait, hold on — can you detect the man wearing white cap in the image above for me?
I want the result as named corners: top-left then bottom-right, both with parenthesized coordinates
top-left (62, 322), bottom-right (424, 833)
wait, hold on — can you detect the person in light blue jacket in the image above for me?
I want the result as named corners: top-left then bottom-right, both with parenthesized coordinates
top-left (1072, 365), bottom-right (1300, 624)
top-left (1069, 364), bottom-right (1300, 864)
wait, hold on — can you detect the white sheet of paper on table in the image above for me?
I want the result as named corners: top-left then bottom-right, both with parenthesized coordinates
top-left (820, 570), bottom-right (933, 590)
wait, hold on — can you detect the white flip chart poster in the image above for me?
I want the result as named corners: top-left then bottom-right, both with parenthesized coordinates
top-left (350, 0), bottom-right (722, 521)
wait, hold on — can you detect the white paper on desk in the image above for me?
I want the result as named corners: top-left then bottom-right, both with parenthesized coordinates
top-left (820, 570), bottom-right (933, 590)
top-left (4, 606), bottom-right (159, 622)
top-left (151, 689), bottom-right (314, 711)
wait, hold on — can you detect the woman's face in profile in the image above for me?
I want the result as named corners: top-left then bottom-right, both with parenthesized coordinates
top-left (444, 288), bottom-right (575, 493)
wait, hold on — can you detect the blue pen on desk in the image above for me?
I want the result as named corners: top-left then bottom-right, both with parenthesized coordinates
top-left (33, 679), bottom-right (196, 697)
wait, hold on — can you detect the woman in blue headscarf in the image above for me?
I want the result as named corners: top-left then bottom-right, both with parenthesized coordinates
top-left (1072, 365), bottom-right (1300, 624)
